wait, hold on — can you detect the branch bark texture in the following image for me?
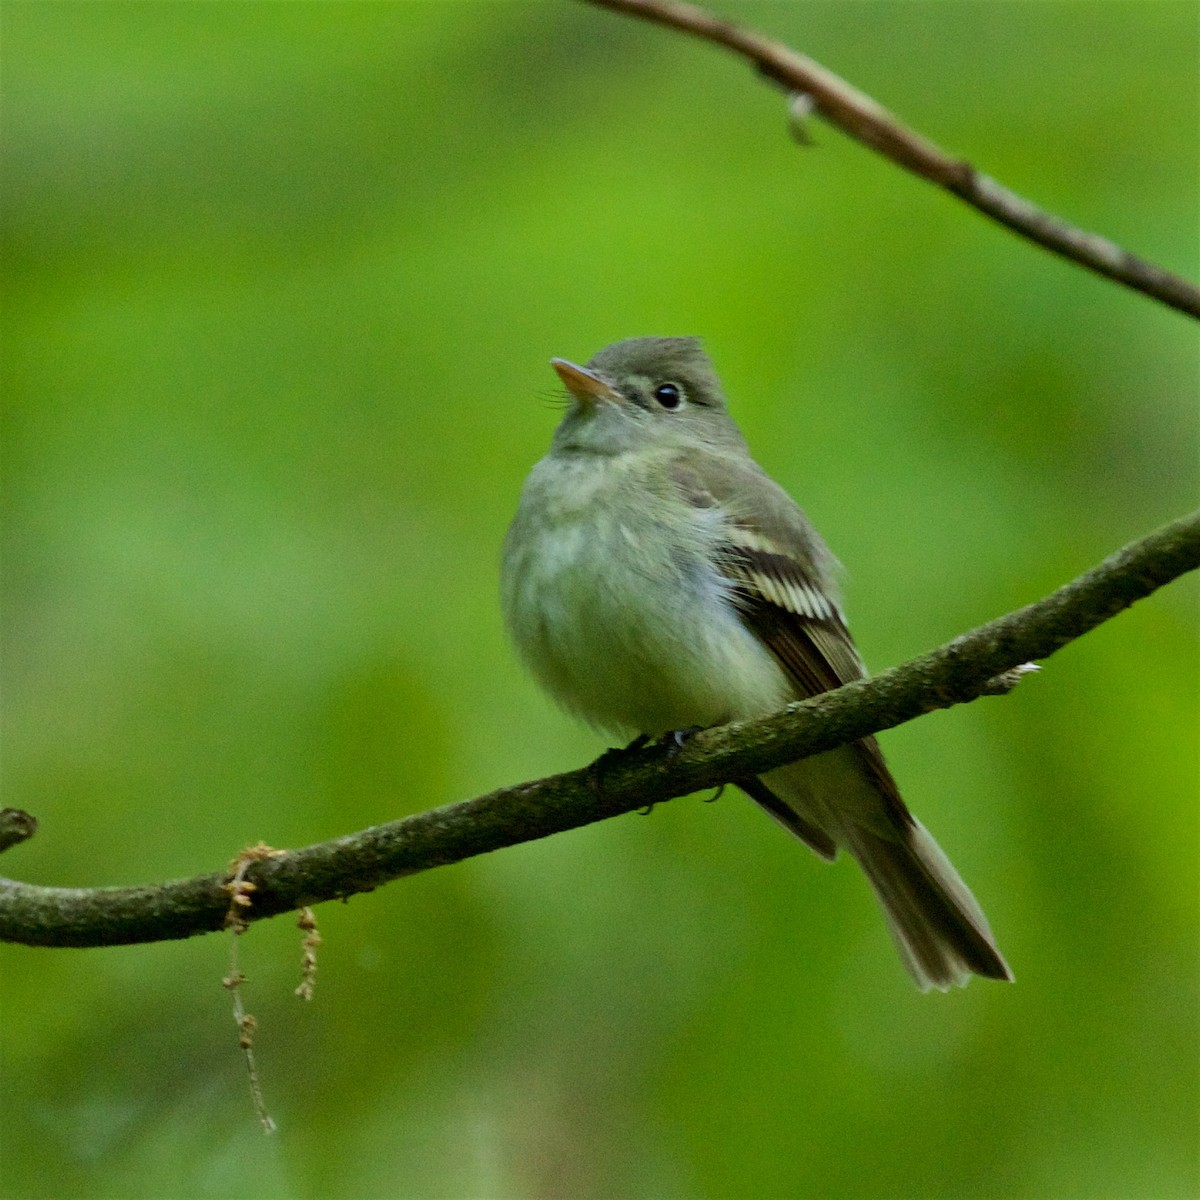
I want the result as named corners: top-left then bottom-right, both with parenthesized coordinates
top-left (581, 0), bottom-right (1200, 320)
top-left (2, 511), bottom-right (1197, 950)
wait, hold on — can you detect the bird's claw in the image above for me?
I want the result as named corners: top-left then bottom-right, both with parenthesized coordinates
top-left (664, 726), bottom-right (703, 755)
top-left (587, 727), bottom-right (705, 806)
top-left (587, 734), bottom-right (650, 796)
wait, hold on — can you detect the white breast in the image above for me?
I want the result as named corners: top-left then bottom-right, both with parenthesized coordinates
top-left (501, 452), bottom-right (791, 737)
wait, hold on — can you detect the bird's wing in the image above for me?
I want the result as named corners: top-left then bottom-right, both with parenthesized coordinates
top-left (669, 454), bottom-right (864, 692)
top-left (671, 456), bottom-right (1010, 989)
top-left (670, 456), bottom-right (911, 838)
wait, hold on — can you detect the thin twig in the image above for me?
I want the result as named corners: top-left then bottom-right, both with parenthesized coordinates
top-left (294, 907), bottom-right (320, 1002)
top-left (0, 809), bottom-right (38, 855)
top-left (1, 509), bottom-right (1195, 951)
top-left (222, 844), bottom-right (284, 1133)
top-left (222, 934), bottom-right (275, 1134)
top-left (580, 0), bottom-right (1200, 319)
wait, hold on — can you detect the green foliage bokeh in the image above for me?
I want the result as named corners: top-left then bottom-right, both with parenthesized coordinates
top-left (2, 3), bottom-right (1197, 1198)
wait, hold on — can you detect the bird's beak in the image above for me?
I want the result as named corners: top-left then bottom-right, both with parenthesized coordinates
top-left (550, 358), bottom-right (624, 407)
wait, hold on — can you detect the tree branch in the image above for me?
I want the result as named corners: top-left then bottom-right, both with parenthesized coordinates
top-left (2, 510), bottom-right (1196, 950)
top-left (0, 809), bottom-right (39, 855)
top-left (580, 0), bottom-right (1200, 320)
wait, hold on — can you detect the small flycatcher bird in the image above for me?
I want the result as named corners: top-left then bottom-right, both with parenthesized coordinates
top-left (501, 337), bottom-right (1011, 990)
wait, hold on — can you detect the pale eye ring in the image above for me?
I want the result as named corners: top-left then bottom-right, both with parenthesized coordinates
top-left (653, 382), bottom-right (683, 410)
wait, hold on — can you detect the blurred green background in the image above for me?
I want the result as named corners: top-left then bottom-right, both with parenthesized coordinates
top-left (2, 2), bottom-right (1197, 1198)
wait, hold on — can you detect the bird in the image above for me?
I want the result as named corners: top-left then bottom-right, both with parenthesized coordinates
top-left (501, 336), bottom-right (1012, 990)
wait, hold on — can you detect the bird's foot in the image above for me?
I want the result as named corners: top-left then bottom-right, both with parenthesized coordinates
top-left (587, 734), bottom-right (650, 796)
top-left (587, 727), bottom-right (706, 811)
top-left (661, 726), bottom-right (703, 756)
top-left (638, 727), bottom-right (705, 813)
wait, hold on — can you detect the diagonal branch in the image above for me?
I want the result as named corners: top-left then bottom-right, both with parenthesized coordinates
top-left (2, 510), bottom-right (1197, 950)
top-left (580, 0), bottom-right (1200, 320)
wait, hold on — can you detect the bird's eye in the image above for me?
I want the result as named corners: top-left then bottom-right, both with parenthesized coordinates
top-left (653, 382), bottom-right (684, 410)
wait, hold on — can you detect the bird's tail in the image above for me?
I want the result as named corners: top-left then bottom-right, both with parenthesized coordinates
top-left (840, 817), bottom-right (1012, 991)
top-left (758, 749), bottom-right (1012, 991)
